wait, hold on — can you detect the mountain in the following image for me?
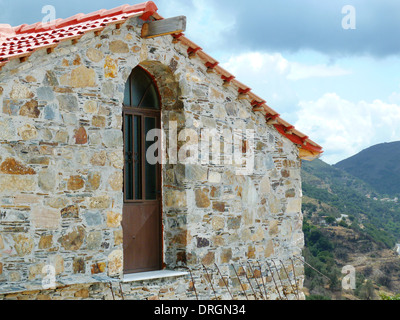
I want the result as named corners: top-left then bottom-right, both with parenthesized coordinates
top-left (301, 158), bottom-right (400, 300)
top-left (335, 141), bottom-right (400, 196)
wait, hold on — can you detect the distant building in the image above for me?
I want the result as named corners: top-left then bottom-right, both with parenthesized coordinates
top-left (336, 214), bottom-right (349, 223)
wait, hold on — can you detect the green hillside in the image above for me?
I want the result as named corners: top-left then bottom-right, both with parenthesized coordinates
top-left (302, 158), bottom-right (400, 248)
top-left (301, 158), bottom-right (400, 300)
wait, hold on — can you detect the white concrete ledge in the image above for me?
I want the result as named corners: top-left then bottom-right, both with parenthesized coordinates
top-left (122, 270), bottom-right (188, 283)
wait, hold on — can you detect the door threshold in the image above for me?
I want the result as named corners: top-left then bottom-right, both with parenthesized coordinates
top-left (122, 270), bottom-right (188, 283)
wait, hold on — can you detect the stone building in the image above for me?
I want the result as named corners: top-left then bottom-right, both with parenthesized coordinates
top-left (0, 1), bottom-right (322, 300)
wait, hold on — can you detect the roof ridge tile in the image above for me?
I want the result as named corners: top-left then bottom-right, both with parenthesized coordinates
top-left (8, 2), bottom-right (157, 36)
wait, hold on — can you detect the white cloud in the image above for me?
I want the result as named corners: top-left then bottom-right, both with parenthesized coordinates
top-left (287, 62), bottom-right (352, 80)
top-left (221, 51), bottom-right (351, 83)
top-left (220, 52), bottom-right (298, 116)
top-left (295, 93), bottom-right (400, 164)
top-left (220, 51), bottom-right (352, 120)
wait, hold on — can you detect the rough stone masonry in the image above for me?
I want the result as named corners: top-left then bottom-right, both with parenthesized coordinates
top-left (0, 14), bottom-right (306, 300)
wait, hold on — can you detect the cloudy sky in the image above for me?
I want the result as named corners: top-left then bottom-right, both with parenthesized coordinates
top-left (1, 0), bottom-right (400, 164)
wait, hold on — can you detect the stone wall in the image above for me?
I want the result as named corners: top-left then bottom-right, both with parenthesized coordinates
top-left (0, 15), bottom-right (305, 300)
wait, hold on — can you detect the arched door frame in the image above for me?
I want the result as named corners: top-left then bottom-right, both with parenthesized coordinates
top-left (122, 65), bottom-right (163, 274)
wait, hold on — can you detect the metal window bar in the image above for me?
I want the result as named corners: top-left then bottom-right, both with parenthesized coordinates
top-left (240, 263), bottom-right (258, 300)
top-left (247, 261), bottom-right (265, 300)
top-left (290, 258), bottom-right (301, 299)
top-left (257, 261), bottom-right (269, 299)
top-left (266, 260), bottom-right (283, 300)
top-left (231, 264), bottom-right (248, 300)
top-left (280, 260), bottom-right (299, 300)
top-left (271, 259), bottom-right (288, 300)
top-left (202, 264), bottom-right (218, 300)
top-left (215, 263), bottom-right (233, 300)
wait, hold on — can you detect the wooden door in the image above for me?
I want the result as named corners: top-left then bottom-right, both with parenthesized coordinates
top-left (122, 66), bottom-right (162, 274)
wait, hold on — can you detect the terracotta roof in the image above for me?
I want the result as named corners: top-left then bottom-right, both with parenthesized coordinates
top-left (0, 2), bottom-right (157, 65)
top-left (0, 1), bottom-right (322, 157)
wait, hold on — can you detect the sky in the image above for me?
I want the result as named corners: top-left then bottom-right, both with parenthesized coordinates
top-left (1, 0), bottom-right (400, 164)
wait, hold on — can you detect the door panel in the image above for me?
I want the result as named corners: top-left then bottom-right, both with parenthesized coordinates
top-left (122, 113), bottom-right (161, 274)
top-left (123, 202), bottom-right (161, 273)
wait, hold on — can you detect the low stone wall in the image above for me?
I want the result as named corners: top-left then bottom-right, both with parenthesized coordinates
top-left (0, 261), bottom-right (305, 300)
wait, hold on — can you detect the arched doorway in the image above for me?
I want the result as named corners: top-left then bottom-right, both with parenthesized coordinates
top-left (122, 66), bottom-right (162, 274)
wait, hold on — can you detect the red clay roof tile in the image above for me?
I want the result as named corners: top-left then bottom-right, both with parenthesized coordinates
top-left (0, 3), bottom-right (156, 62)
